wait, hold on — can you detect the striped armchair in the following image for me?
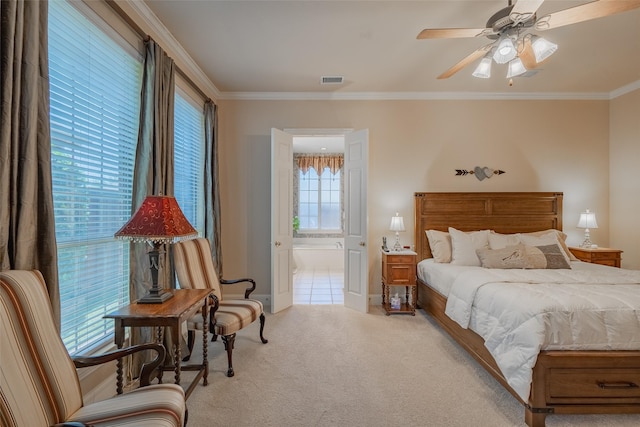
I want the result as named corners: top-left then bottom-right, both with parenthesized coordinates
top-left (0, 270), bottom-right (187, 427)
top-left (173, 238), bottom-right (268, 377)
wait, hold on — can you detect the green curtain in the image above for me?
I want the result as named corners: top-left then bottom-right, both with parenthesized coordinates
top-left (204, 100), bottom-right (223, 276)
top-left (129, 37), bottom-right (179, 371)
top-left (0, 0), bottom-right (60, 327)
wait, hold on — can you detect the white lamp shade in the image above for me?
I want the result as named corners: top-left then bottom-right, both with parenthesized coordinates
top-left (472, 56), bottom-right (492, 78)
top-left (389, 213), bottom-right (405, 232)
top-left (493, 36), bottom-right (517, 64)
top-left (577, 209), bottom-right (598, 229)
top-left (531, 35), bottom-right (558, 63)
top-left (506, 57), bottom-right (527, 78)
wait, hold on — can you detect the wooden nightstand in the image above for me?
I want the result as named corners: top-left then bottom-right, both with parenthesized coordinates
top-left (568, 246), bottom-right (623, 268)
top-left (381, 250), bottom-right (417, 315)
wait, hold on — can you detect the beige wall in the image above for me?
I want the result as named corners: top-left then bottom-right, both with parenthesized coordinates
top-left (217, 99), bottom-right (613, 300)
top-left (610, 89), bottom-right (640, 269)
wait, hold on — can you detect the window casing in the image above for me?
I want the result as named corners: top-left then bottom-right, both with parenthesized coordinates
top-left (49, 0), bottom-right (142, 355)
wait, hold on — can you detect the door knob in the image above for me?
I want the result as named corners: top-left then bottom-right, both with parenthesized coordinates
top-left (359, 242), bottom-right (366, 247)
top-left (275, 241), bottom-right (281, 247)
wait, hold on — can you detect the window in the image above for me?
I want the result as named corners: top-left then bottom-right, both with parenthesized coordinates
top-left (49, 0), bottom-right (142, 355)
top-left (298, 167), bottom-right (342, 232)
top-left (174, 91), bottom-right (205, 234)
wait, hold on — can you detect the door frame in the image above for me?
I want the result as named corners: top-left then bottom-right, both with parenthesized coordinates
top-left (275, 128), bottom-right (368, 312)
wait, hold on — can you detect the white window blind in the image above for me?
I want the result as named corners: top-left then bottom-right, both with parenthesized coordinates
top-left (174, 91), bottom-right (205, 235)
top-left (49, 0), bottom-right (142, 355)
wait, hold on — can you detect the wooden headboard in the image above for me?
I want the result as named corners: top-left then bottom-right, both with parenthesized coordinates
top-left (414, 192), bottom-right (563, 261)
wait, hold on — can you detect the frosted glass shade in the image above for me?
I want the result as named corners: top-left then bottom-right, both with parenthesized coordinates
top-left (531, 35), bottom-right (558, 63)
top-left (506, 58), bottom-right (527, 78)
top-left (493, 36), bottom-right (517, 64)
top-left (472, 56), bottom-right (492, 78)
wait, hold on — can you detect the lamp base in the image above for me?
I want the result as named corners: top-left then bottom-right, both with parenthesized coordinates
top-left (137, 288), bottom-right (174, 304)
top-left (393, 233), bottom-right (402, 251)
top-left (137, 245), bottom-right (174, 303)
top-left (580, 239), bottom-right (594, 249)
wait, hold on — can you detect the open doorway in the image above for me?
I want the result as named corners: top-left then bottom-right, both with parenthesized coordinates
top-left (291, 133), bottom-right (345, 305)
top-left (271, 128), bottom-right (368, 313)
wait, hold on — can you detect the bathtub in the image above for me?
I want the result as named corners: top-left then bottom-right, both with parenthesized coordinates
top-left (293, 238), bottom-right (344, 271)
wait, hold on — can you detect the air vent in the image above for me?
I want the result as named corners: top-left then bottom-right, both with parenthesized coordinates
top-left (321, 76), bottom-right (344, 85)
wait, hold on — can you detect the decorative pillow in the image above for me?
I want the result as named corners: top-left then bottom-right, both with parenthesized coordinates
top-left (522, 229), bottom-right (578, 261)
top-left (489, 229), bottom-right (577, 261)
top-left (517, 233), bottom-right (572, 266)
top-left (425, 230), bottom-right (451, 263)
top-left (477, 243), bottom-right (572, 269)
top-left (449, 227), bottom-right (490, 266)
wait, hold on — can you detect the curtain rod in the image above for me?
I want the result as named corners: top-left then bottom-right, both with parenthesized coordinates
top-left (106, 0), bottom-right (212, 104)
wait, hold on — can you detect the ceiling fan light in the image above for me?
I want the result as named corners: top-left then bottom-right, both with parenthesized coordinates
top-left (506, 57), bottom-right (527, 78)
top-left (531, 35), bottom-right (558, 63)
top-left (472, 56), bottom-right (493, 78)
top-left (493, 36), bottom-right (517, 64)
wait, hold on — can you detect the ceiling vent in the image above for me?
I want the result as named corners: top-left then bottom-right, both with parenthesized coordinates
top-left (321, 76), bottom-right (344, 85)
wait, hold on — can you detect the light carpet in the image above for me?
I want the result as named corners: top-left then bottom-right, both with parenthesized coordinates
top-left (182, 304), bottom-right (640, 427)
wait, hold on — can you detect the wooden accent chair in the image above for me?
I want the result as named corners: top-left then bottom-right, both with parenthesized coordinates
top-left (173, 238), bottom-right (268, 377)
top-left (0, 270), bottom-right (187, 427)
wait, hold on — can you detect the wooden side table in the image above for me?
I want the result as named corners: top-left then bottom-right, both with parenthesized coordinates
top-left (104, 288), bottom-right (213, 399)
top-left (569, 246), bottom-right (623, 268)
top-left (381, 250), bottom-right (417, 315)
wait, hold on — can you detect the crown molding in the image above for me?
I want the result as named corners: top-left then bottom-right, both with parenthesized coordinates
top-left (219, 91), bottom-right (611, 101)
top-left (122, 0), bottom-right (221, 101)
top-left (610, 80), bottom-right (640, 99)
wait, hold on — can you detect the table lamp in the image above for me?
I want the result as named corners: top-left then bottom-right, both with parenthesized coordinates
top-left (389, 212), bottom-right (405, 251)
top-left (115, 195), bottom-right (197, 303)
top-left (577, 209), bottom-right (598, 248)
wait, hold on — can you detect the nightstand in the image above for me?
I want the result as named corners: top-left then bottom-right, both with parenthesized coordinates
top-left (381, 250), bottom-right (417, 315)
top-left (568, 246), bottom-right (623, 268)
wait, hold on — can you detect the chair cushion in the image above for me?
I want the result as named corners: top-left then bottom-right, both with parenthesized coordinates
top-left (68, 383), bottom-right (186, 427)
top-left (187, 299), bottom-right (263, 336)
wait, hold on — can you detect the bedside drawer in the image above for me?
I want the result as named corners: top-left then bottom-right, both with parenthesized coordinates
top-left (548, 368), bottom-right (640, 402)
top-left (387, 265), bottom-right (415, 285)
top-left (590, 252), bottom-right (619, 262)
top-left (385, 254), bottom-right (414, 264)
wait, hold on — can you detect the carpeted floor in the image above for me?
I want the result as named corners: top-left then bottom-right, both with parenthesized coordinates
top-left (182, 304), bottom-right (640, 427)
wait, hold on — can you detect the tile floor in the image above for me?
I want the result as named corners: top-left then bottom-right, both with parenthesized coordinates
top-left (293, 267), bottom-right (344, 304)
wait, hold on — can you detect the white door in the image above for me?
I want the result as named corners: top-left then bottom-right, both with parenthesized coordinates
top-left (343, 129), bottom-right (369, 312)
top-left (270, 128), bottom-right (293, 313)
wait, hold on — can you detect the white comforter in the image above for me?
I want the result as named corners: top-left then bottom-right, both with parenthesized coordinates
top-left (444, 267), bottom-right (640, 401)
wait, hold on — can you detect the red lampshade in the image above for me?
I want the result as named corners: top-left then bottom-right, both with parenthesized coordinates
top-left (115, 195), bottom-right (197, 243)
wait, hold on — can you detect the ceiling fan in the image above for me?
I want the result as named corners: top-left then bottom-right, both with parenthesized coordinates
top-left (417, 0), bottom-right (640, 80)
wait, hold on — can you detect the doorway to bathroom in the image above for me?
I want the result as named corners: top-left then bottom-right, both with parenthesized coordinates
top-left (271, 128), bottom-right (368, 313)
top-left (292, 133), bottom-right (345, 305)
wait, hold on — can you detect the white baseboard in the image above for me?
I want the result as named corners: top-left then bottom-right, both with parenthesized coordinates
top-left (226, 293), bottom-right (385, 311)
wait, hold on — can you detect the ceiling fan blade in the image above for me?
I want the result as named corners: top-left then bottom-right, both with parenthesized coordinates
top-left (417, 28), bottom-right (490, 39)
top-left (510, 0), bottom-right (546, 25)
top-left (535, 0), bottom-right (640, 31)
top-left (437, 44), bottom-right (494, 79)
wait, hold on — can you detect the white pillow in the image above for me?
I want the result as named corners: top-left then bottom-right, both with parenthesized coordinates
top-left (449, 227), bottom-right (490, 266)
top-left (517, 233), bottom-right (572, 266)
top-left (489, 232), bottom-right (520, 249)
top-left (425, 230), bottom-right (451, 263)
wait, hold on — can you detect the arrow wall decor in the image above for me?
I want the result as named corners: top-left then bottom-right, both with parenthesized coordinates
top-left (455, 167), bottom-right (506, 181)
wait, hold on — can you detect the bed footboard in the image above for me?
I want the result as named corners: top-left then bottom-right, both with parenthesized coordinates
top-left (418, 278), bottom-right (640, 427)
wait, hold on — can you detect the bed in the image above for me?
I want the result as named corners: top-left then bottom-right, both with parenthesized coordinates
top-left (414, 192), bottom-right (640, 427)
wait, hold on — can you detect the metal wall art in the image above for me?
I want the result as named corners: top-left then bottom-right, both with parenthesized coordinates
top-left (455, 167), bottom-right (506, 181)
